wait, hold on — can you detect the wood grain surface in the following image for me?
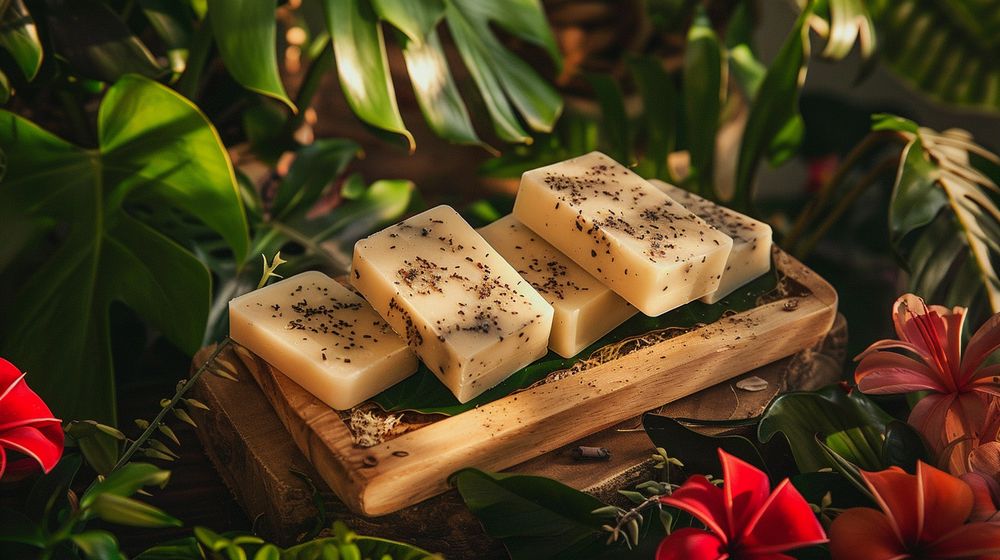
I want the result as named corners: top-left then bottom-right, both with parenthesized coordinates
top-left (190, 313), bottom-right (846, 553)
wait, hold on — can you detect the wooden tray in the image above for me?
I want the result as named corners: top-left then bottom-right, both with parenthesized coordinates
top-left (229, 249), bottom-right (837, 515)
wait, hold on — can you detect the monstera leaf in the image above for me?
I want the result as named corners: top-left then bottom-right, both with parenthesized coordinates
top-left (875, 114), bottom-right (1000, 313)
top-left (868, 0), bottom-right (1000, 112)
top-left (0, 75), bottom-right (248, 422)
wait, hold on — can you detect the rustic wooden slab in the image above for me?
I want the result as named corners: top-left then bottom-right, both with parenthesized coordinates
top-left (191, 315), bottom-right (847, 552)
top-left (222, 249), bottom-right (836, 515)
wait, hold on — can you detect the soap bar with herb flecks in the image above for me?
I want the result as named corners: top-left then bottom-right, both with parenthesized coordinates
top-left (650, 180), bottom-right (772, 304)
top-left (513, 151), bottom-right (733, 316)
top-left (228, 271), bottom-right (418, 410)
top-left (478, 214), bottom-right (636, 358)
top-left (351, 205), bottom-right (554, 403)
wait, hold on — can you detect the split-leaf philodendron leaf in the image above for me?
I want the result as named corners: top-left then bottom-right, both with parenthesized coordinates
top-left (0, 74), bottom-right (248, 422)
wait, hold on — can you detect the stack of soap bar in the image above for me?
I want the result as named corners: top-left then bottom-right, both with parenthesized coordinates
top-left (478, 214), bottom-right (636, 358)
top-left (650, 180), bottom-right (773, 303)
top-left (351, 205), bottom-right (554, 403)
top-left (229, 271), bottom-right (418, 410)
top-left (514, 151), bottom-right (733, 316)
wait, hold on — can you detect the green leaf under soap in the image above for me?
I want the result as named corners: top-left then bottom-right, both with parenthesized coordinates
top-left (371, 265), bottom-right (778, 415)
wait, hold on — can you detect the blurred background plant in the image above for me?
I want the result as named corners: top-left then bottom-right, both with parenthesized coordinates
top-left (0, 0), bottom-right (998, 479)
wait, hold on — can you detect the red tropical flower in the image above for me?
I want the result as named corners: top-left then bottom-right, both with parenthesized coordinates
top-left (0, 358), bottom-right (63, 481)
top-left (830, 461), bottom-right (1000, 559)
top-left (956, 398), bottom-right (1000, 521)
top-left (854, 294), bottom-right (1000, 462)
top-left (656, 449), bottom-right (827, 559)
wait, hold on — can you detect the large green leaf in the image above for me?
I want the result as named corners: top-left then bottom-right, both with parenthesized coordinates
top-left (445, 0), bottom-right (562, 143)
top-left (324, 0), bottom-right (412, 149)
top-left (683, 7), bottom-right (722, 197)
top-left (398, 28), bottom-right (481, 147)
top-left (0, 75), bottom-right (247, 422)
top-left (732, 1), bottom-right (812, 210)
top-left (877, 114), bottom-right (1000, 312)
top-left (372, 0), bottom-right (443, 44)
top-left (869, 0), bottom-right (1000, 111)
top-left (0, 0), bottom-right (42, 80)
top-left (373, 264), bottom-right (777, 415)
top-left (817, 0), bottom-right (875, 61)
top-left (44, 0), bottom-right (162, 82)
top-left (451, 468), bottom-right (606, 560)
top-left (208, 0), bottom-right (293, 109)
top-left (757, 385), bottom-right (894, 472)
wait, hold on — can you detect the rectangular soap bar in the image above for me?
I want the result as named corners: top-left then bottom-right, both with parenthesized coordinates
top-left (229, 271), bottom-right (418, 410)
top-left (351, 205), bottom-right (554, 403)
top-left (650, 180), bottom-right (773, 303)
top-left (513, 151), bottom-right (734, 316)
top-left (478, 214), bottom-right (636, 358)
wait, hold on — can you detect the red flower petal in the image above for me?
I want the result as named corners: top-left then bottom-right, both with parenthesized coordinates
top-left (741, 479), bottom-right (827, 554)
top-left (960, 472), bottom-right (1000, 522)
top-left (720, 449), bottom-right (770, 532)
top-left (0, 425), bottom-right (64, 474)
top-left (854, 339), bottom-right (930, 363)
top-left (862, 466), bottom-right (921, 545)
top-left (924, 521), bottom-right (1000, 557)
top-left (962, 314), bottom-right (1000, 381)
top-left (917, 461), bottom-right (974, 543)
top-left (0, 358), bottom-right (59, 427)
top-left (661, 476), bottom-right (730, 541)
top-left (829, 507), bottom-right (907, 560)
top-left (655, 528), bottom-right (728, 560)
top-left (854, 352), bottom-right (946, 394)
top-left (908, 393), bottom-right (956, 453)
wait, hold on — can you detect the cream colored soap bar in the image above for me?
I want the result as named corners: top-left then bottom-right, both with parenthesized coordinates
top-left (650, 180), bottom-right (773, 304)
top-left (513, 151), bottom-right (733, 316)
top-left (351, 205), bottom-right (554, 403)
top-left (478, 214), bottom-right (636, 358)
top-left (229, 271), bottom-right (418, 410)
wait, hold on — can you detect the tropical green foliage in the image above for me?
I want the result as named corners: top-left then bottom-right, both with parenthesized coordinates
top-left (875, 115), bottom-right (1000, 314)
top-left (0, 75), bottom-right (247, 423)
top-left (868, 0), bottom-right (1000, 112)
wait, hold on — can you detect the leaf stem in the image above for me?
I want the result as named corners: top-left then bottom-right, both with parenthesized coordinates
top-left (793, 156), bottom-right (899, 259)
top-left (284, 38), bottom-right (334, 138)
top-left (109, 338), bottom-right (232, 472)
top-left (784, 130), bottom-right (903, 251)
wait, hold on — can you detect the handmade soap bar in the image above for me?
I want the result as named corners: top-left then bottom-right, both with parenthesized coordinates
top-left (478, 214), bottom-right (636, 358)
top-left (513, 151), bottom-right (733, 316)
top-left (351, 205), bottom-right (554, 403)
top-left (229, 271), bottom-right (418, 410)
top-left (650, 180), bottom-right (773, 303)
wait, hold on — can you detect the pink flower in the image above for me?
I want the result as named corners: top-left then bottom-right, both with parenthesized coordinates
top-left (656, 449), bottom-right (827, 559)
top-left (0, 358), bottom-right (64, 481)
top-left (830, 461), bottom-right (1000, 559)
top-left (854, 294), bottom-right (1000, 465)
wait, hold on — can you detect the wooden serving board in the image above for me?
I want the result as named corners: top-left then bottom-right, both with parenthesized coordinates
top-left (229, 249), bottom-right (836, 516)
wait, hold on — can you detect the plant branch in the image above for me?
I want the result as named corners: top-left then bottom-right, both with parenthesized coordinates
top-left (793, 156), bottom-right (899, 259)
top-left (109, 338), bottom-right (232, 473)
top-left (784, 130), bottom-right (905, 251)
top-left (284, 38), bottom-right (334, 139)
